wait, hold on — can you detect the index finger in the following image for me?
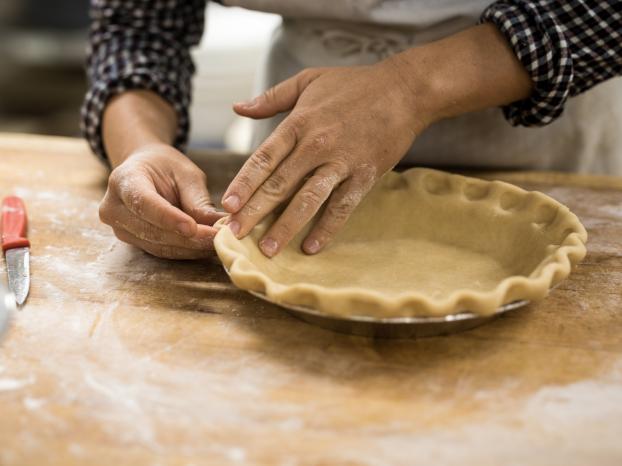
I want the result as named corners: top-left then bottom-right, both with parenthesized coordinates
top-left (117, 175), bottom-right (197, 237)
top-left (221, 116), bottom-right (300, 213)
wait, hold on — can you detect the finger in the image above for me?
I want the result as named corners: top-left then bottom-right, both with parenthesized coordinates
top-left (116, 173), bottom-right (197, 237)
top-left (177, 173), bottom-right (228, 225)
top-left (112, 227), bottom-right (212, 260)
top-left (257, 166), bottom-right (346, 257)
top-left (233, 68), bottom-right (321, 119)
top-left (221, 116), bottom-right (299, 214)
top-left (226, 139), bottom-right (333, 239)
top-left (301, 178), bottom-right (371, 255)
top-left (101, 202), bottom-right (217, 250)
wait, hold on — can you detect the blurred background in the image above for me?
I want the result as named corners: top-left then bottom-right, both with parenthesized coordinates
top-left (0, 1), bottom-right (280, 153)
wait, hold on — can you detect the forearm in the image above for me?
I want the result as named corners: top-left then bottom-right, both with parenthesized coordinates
top-left (81, 0), bottom-right (207, 163)
top-left (102, 90), bottom-right (178, 168)
top-left (388, 23), bottom-right (533, 130)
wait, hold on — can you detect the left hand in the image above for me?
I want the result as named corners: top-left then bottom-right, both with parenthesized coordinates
top-left (221, 59), bottom-right (429, 257)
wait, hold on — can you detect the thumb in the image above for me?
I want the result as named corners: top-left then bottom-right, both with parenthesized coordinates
top-left (179, 177), bottom-right (226, 226)
top-left (233, 68), bottom-right (321, 119)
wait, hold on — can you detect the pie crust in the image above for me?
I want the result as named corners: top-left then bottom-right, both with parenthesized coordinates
top-left (214, 168), bottom-right (587, 318)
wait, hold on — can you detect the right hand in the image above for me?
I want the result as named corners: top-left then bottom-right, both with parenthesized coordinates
top-left (99, 143), bottom-right (226, 259)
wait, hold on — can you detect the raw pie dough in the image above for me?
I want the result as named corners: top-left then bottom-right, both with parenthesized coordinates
top-left (214, 168), bottom-right (587, 318)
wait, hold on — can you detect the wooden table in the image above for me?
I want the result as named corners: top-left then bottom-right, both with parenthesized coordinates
top-left (0, 133), bottom-right (621, 466)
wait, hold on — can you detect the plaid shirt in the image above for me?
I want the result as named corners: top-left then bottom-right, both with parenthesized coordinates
top-left (81, 0), bottom-right (622, 161)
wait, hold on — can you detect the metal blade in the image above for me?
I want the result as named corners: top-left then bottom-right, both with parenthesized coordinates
top-left (0, 284), bottom-right (16, 338)
top-left (6, 247), bottom-right (30, 306)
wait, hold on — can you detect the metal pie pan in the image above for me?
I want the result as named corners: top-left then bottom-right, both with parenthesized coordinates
top-left (222, 266), bottom-right (528, 339)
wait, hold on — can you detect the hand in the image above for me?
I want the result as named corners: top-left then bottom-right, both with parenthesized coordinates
top-left (222, 60), bottom-right (426, 257)
top-left (221, 23), bottom-right (533, 258)
top-left (99, 143), bottom-right (226, 259)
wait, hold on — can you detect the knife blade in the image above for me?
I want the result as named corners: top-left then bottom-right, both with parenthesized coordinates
top-left (0, 283), bottom-right (16, 339)
top-left (1, 196), bottom-right (30, 306)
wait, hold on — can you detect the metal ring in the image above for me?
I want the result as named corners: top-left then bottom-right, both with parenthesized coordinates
top-left (222, 265), bottom-right (529, 338)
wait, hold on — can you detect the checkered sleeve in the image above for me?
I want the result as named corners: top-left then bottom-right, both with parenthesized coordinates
top-left (80, 0), bottom-right (207, 162)
top-left (481, 1), bottom-right (622, 127)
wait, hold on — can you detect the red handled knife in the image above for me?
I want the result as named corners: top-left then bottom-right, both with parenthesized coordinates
top-left (1, 196), bottom-right (30, 306)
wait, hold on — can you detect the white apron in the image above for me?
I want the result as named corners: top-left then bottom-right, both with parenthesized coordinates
top-left (223, 0), bottom-right (622, 174)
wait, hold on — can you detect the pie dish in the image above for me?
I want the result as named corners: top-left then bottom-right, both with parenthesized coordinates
top-left (214, 168), bottom-right (587, 318)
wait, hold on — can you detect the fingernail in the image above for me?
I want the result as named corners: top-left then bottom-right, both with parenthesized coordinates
top-left (260, 237), bottom-right (278, 257)
top-left (177, 222), bottom-right (193, 237)
top-left (223, 194), bottom-right (241, 211)
top-left (228, 220), bottom-right (240, 237)
top-left (304, 239), bottom-right (321, 254)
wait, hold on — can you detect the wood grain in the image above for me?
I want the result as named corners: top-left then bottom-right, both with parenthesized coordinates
top-left (0, 133), bottom-right (620, 466)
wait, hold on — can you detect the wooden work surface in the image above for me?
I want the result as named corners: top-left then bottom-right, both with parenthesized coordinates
top-left (0, 133), bottom-right (621, 466)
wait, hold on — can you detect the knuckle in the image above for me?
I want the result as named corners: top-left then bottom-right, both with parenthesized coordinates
top-left (144, 222), bottom-right (164, 243)
top-left (288, 111), bottom-right (309, 130)
top-left (353, 163), bottom-right (378, 186)
top-left (190, 197), bottom-right (215, 217)
top-left (108, 167), bottom-right (123, 187)
top-left (263, 86), bottom-right (277, 104)
top-left (298, 68), bottom-right (315, 80)
top-left (130, 216), bottom-right (161, 243)
top-left (157, 245), bottom-right (175, 259)
top-left (126, 190), bottom-right (145, 216)
top-left (327, 203), bottom-right (350, 221)
top-left (109, 167), bottom-right (135, 195)
top-left (307, 132), bottom-right (332, 154)
top-left (297, 67), bottom-right (321, 85)
top-left (278, 121), bottom-right (299, 143)
top-left (98, 200), bottom-right (112, 224)
top-left (260, 173), bottom-right (289, 199)
top-left (328, 160), bottom-right (351, 179)
top-left (298, 188), bottom-right (324, 211)
top-left (249, 148), bottom-right (274, 172)
top-left (235, 173), bottom-right (255, 194)
top-left (328, 195), bottom-right (358, 220)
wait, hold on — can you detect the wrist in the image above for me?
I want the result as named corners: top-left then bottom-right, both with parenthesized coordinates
top-left (103, 90), bottom-right (178, 168)
top-left (382, 23), bottom-right (533, 130)
top-left (380, 46), bottom-right (452, 135)
top-left (110, 136), bottom-right (172, 169)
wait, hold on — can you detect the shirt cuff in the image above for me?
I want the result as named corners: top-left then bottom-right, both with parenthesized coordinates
top-left (480, 1), bottom-right (574, 127)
